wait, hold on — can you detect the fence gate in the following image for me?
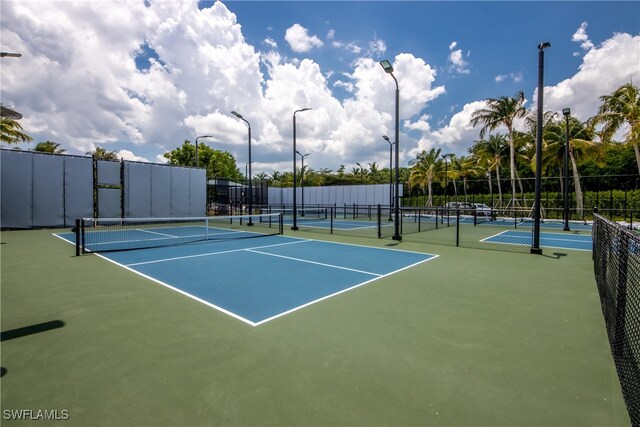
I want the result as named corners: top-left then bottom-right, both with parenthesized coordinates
top-left (93, 159), bottom-right (124, 219)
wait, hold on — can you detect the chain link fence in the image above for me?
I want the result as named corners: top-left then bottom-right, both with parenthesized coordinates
top-left (592, 213), bottom-right (640, 426)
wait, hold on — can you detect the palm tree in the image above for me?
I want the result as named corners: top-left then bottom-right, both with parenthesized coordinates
top-left (450, 155), bottom-right (480, 202)
top-left (34, 141), bottom-right (65, 154)
top-left (539, 115), bottom-right (599, 217)
top-left (88, 146), bottom-right (119, 161)
top-left (368, 162), bottom-right (381, 183)
top-left (1, 117), bottom-right (32, 144)
top-left (254, 172), bottom-right (269, 185)
top-left (470, 91), bottom-right (527, 207)
top-left (409, 148), bottom-right (443, 207)
top-left (469, 134), bottom-right (509, 207)
top-left (590, 83), bottom-right (640, 174)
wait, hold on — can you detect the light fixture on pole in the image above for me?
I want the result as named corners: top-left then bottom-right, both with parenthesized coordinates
top-left (194, 135), bottom-right (213, 168)
top-left (231, 111), bottom-right (253, 225)
top-left (532, 41), bottom-right (551, 254)
top-left (292, 108), bottom-right (312, 230)
top-left (383, 135), bottom-right (394, 221)
top-left (380, 59), bottom-right (401, 240)
top-left (296, 151), bottom-right (310, 215)
top-left (562, 107), bottom-right (571, 232)
top-left (0, 52), bottom-right (21, 58)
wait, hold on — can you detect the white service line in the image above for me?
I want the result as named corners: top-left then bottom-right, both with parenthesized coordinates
top-left (245, 248), bottom-right (382, 277)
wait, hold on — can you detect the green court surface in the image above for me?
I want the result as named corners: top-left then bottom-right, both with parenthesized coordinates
top-left (0, 228), bottom-right (631, 426)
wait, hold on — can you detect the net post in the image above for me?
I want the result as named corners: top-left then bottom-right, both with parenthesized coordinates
top-left (330, 207), bottom-right (334, 234)
top-left (377, 204), bottom-right (381, 238)
top-left (456, 209), bottom-right (460, 247)
top-left (279, 213), bottom-right (283, 235)
top-left (75, 219), bottom-right (81, 256)
top-left (81, 219), bottom-right (86, 254)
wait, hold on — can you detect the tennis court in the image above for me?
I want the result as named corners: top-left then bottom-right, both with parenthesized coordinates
top-left (55, 226), bottom-right (435, 326)
top-left (483, 230), bottom-right (593, 251)
top-left (1, 225), bottom-right (630, 426)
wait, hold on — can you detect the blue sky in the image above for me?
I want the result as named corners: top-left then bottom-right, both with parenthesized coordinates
top-left (1, 1), bottom-right (639, 175)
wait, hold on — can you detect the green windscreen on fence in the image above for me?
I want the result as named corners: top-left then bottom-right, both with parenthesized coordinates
top-left (592, 213), bottom-right (640, 425)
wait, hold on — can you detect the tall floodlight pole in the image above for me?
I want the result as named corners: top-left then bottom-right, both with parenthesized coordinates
top-left (443, 154), bottom-right (449, 207)
top-left (296, 151), bottom-right (310, 214)
top-left (194, 135), bottom-right (213, 168)
top-left (383, 135), bottom-right (394, 221)
top-left (231, 111), bottom-right (253, 224)
top-left (380, 59), bottom-right (401, 241)
top-left (532, 42), bottom-right (550, 254)
top-left (562, 108), bottom-right (571, 231)
top-left (292, 108), bottom-right (312, 230)
top-left (356, 162), bottom-right (363, 183)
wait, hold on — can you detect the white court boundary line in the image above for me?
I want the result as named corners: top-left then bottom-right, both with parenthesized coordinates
top-left (52, 231), bottom-right (439, 327)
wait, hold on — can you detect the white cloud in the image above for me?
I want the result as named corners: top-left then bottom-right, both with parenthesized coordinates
top-left (410, 100), bottom-right (487, 158)
top-left (539, 32), bottom-right (640, 121)
top-left (448, 41), bottom-right (470, 74)
top-left (117, 149), bottom-right (150, 162)
top-left (333, 80), bottom-right (355, 93)
top-left (327, 29), bottom-right (336, 40)
top-left (284, 23), bottom-right (323, 53)
top-left (368, 38), bottom-right (386, 56)
top-left (495, 72), bottom-right (523, 83)
top-left (572, 22), bottom-right (595, 51)
top-left (263, 37), bottom-right (278, 49)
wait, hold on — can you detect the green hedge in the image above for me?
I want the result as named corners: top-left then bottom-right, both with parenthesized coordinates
top-left (401, 189), bottom-right (640, 211)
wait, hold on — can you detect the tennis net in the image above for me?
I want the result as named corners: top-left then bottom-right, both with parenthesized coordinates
top-left (592, 213), bottom-right (640, 425)
top-left (75, 213), bottom-right (283, 254)
top-left (258, 207), bottom-right (328, 221)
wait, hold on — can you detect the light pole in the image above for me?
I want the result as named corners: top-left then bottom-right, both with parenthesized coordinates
top-left (296, 151), bottom-right (310, 214)
top-left (442, 154), bottom-right (450, 207)
top-left (532, 41), bottom-right (550, 254)
top-left (383, 135), bottom-right (394, 221)
top-left (292, 108), bottom-right (312, 230)
top-left (194, 135), bottom-right (213, 168)
top-left (562, 107), bottom-right (571, 231)
top-left (356, 162), bottom-right (364, 183)
top-left (231, 111), bottom-right (253, 224)
top-left (380, 59), bottom-right (401, 241)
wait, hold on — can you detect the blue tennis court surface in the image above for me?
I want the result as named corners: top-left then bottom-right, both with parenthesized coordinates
top-left (56, 232), bottom-right (436, 326)
top-left (483, 230), bottom-right (592, 251)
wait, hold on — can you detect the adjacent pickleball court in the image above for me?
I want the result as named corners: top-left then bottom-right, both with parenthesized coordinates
top-left (56, 226), bottom-right (436, 326)
top-left (482, 230), bottom-right (593, 251)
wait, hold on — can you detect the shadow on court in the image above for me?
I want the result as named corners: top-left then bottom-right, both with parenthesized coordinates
top-left (0, 320), bottom-right (65, 342)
